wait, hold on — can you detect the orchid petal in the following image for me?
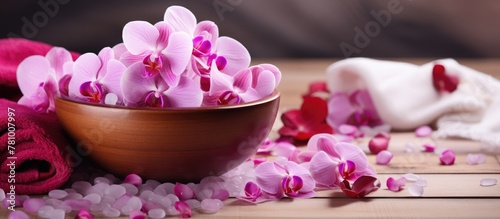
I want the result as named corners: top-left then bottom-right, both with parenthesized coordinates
top-left (386, 177), bottom-right (406, 192)
top-left (243, 181), bottom-right (262, 202)
top-left (174, 201), bottom-right (192, 218)
top-left (297, 150), bottom-right (316, 163)
top-left (338, 124), bottom-right (358, 136)
top-left (283, 161), bottom-right (315, 193)
top-left (368, 136), bottom-right (390, 154)
top-left (375, 150), bottom-right (393, 165)
top-left (163, 75), bottom-right (203, 107)
top-left (252, 68), bottom-right (276, 98)
top-left (326, 92), bottom-right (354, 128)
top-left (340, 176), bottom-right (380, 198)
top-left (164, 5), bottom-right (197, 35)
top-left (480, 178), bottom-right (497, 187)
top-left (233, 68), bottom-right (252, 92)
top-left (154, 21), bottom-right (173, 50)
top-left (162, 31), bottom-right (193, 76)
top-left (309, 151), bottom-right (340, 188)
top-left (100, 59), bottom-right (126, 98)
top-left (208, 66), bottom-right (233, 96)
top-left (334, 142), bottom-right (376, 178)
top-left (422, 144), bottom-right (436, 152)
top-left (68, 53), bottom-right (101, 98)
top-left (45, 47), bottom-right (72, 79)
top-left (415, 125), bottom-right (433, 137)
top-left (17, 55), bottom-right (50, 97)
top-left (271, 142), bottom-right (300, 160)
top-left (215, 36), bottom-right (251, 76)
top-left (97, 47), bottom-right (114, 78)
top-left (122, 21), bottom-right (158, 55)
top-left (119, 51), bottom-right (148, 67)
top-left (120, 62), bottom-right (158, 106)
top-left (351, 90), bottom-right (379, 119)
top-left (252, 64), bottom-right (281, 87)
top-left (306, 134), bottom-right (339, 154)
top-left (112, 43), bottom-right (127, 60)
top-left (255, 162), bottom-right (285, 196)
top-left (408, 184), bottom-right (424, 196)
top-left (316, 137), bottom-right (339, 158)
top-left (194, 21), bottom-right (219, 44)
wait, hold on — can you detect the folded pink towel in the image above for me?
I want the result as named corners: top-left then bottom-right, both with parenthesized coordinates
top-left (326, 58), bottom-right (500, 147)
top-left (0, 98), bottom-right (72, 195)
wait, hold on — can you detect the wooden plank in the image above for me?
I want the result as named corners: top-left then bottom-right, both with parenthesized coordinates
top-left (315, 174), bottom-right (500, 198)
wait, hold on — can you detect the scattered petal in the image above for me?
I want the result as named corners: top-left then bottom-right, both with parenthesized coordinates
top-left (422, 144), bottom-right (435, 152)
top-left (75, 209), bottom-right (95, 219)
top-left (368, 135), bottom-right (390, 154)
top-left (386, 177), bottom-right (406, 192)
top-left (439, 149), bottom-right (455, 165)
top-left (376, 150), bottom-right (393, 165)
top-left (339, 176), bottom-right (380, 198)
top-left (480, 178), bottom-right (497, 187)
top-left (415, 126), bottom-right (432, 137)
top-left (174, 201), bottom-right (192, 218)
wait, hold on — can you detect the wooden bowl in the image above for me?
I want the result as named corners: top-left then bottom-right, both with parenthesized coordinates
top-left (55, 91), bottom-right (280, 183)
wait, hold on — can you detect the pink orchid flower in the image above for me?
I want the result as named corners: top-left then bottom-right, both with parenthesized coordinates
top-left (68, 47), bottom-right (126, 104)
top-left (305, 134), bottom-right (376, 187)
top-left (236, 181), bottom-right (275, 204)
top-left (17, 47), bottom-right (73, 112)
top-left (163, 5), bottom-right (250, 82)
top-left (121, 20), bottom-right (192, 87)
top-left (202, 63), bottom-right (279, 106)
top-left (255, 161), bottom-right (316, 199)
top-left (327, 89), bottom-right (383, 129)
top-left (120, 62), bottom-right (203, 108)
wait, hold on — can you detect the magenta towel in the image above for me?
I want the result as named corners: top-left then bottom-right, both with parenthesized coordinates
top-left (0, 98), bottom-right (72, 195)
top-left (0, 38), bottom-right (79, 101)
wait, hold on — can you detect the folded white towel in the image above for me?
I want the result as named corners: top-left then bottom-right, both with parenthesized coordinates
top-left (326, 58), bottom-right (500, 147)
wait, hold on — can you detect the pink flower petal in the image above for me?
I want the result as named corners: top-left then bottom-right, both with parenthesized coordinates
top-left (422, 144), bottom-right (436, 152)
top-left (120, 62), bottom-right (158, 106)
top-left (271, 142), bottom-right (300, 161)
top-left (326, 93), bottom-right (353, 128)
top-left (17, 55), bottom-right (51, 97)
top-left (340, 176), bottom-right (380, 198)
top-left (309, 151), bottom-right (340, 188)
top-left (376, 150), bottom-right (393, 165)
top-left (45, 47), bottom-right (72, 79)
top-left (163, 76), bottom-right (203, 107)
top-left (215, 36), bottom-right (251, 76)
top-left (251, 64), bottom-right (281, 87)
top-left (466, 153), bottom-right (487, 165)
top-left (194, 21), bottom-right (219, 45)
top-left (69, 53), bottom-right (101, 98)
top-left (75, 209), bottom-right (95, 219)
top-left (306, 134), bottom-right (339, 156)
top-left (439, 149), bottom-right (455, 165)
top-left (334, 142), bottom-right (376, 179)
top-left (164, 5), bottom-right (197, 35)
top-left (386, 177), bottom-right (406, 192)
top-left (338, 124), bottom-right (358, 136)
top-left (255, 162), bottom-right (285, 196)
top-left (415, 125), bottom-right (433, 137)
top-left (480, 178), bottom-right (497, 187)
top-left (233, 68), bottom-right (252, 93)
top-left (100, 59), bottom-right (126, 99)
top-left (119, 51), bottom-right (148, 67)
top-left (122, 21), bottom-right (158, 55)
top-left (252, 68), bottom-right (276, 98)
top-left (283, 161), bottom-right (315, 193)
top-left (154, 22), bottom-right (173, 49)
top-left (112, 43), bottom-right (127, 60)
top-left (408, 184), bottom-right (424, 196)
top-left (162, 31), bottom-right (193, 77)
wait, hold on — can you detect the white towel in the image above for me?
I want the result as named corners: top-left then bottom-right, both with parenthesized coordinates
top-left (326, 58), bottom-right (500, 147)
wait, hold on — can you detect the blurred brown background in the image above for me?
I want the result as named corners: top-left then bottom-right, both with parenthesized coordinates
top-left (2, 0), bottom-right (500, 58)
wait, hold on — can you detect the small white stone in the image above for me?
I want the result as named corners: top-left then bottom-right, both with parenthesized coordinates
top-left (408, 184), bottom-right (424, 197)
top-left (55, 204), bottom-right (72, 213)
top-left (200, 198), bottom-right (223, 213)
top-left (83, 193), bottom-right (102, 204)
top-left (48, 190), bottom-right (68, 199)
top-left (146, 179), bottom-right (161, 189)
top-left (104, 93), bottom-right (118, 105)
top-left (104, 185), bottom-right (126, 199)
top-left (37, 205), bottom-right (54, 218)
top-left (0, 188), bottom-right (5, 201)
top-left (91, 202), bottom-right (110, 212)
top-left (71, 181), bottom-right (92, 194)
top-left (121, 183), bottom-right (139, 196)
top-left (103, 207), bottom-right (121, 217)
top-left (166, 194), bottom-right (179, 203)
top-left (185, 199), bottom-right (201, 209)
top-left (148, 208), bottom-right (167, 219)
top-left (44, 198), bottom-right (63, 207)
top-left (44, 208), bottom-right (65, 219)
top-left (94, 176), bottom-right (112, 185)
top-left (480, 178), bottom-right (497, 187)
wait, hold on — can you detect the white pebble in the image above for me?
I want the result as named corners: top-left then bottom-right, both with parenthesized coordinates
top-left (152, 195), bottom-right (171, 209)
top-left (101, 196), bottom-right (116, 205)
top-left (112, 195), bottom-right (131, 210)
top-left (103, 206), bottom-right (121, 217)
top-left (166, 194), bottom-right (179, 203)
top-left (48, 190), bottom-right (68, 199)
top-left (408, 184), bottom-right (424, 197)
top-left (55, 204), bottom-right (72, 213)
top-left (158, 183), bottom-right (175, 194)
top-left (185, 199), bottom-right (201, 209)
top-left (480, 178), bottom-right (497, 187)
top-left (200, 198), bottom-right (223, 213)
top-left (121, 183), bottom-right (139, 196)
top-left (165, 206), bottom-right (180, 216)
top-left (153, 186), bottom-right (167, 196)
top-left (63, 188), bottom-right (77, 194)
top-left (148, 208), bottom-right (167, 219)
top-left (138, 184), bottom-right (154, 193)
top-left (104, 174), bottom-right (118, 184)
top-left (121, 196), bottom-right (142, 215)
top-left (139, 190), bottom-right (155, 201)
top-left (63, 193), bottom-right (83, 200)
top-left (44, 208), bottom-right (65, 219)
top-left (83, 193), bottom-right (102, 204)
top-left (94, 177), bottom-right (112, 185)
top-left (104, 185), bottom-right (126, 199)
top-left (91, 202), bottom-right (111, 212)
top-left (146, 179), bottom-right (161, 189)
top-left (71, 181), bottom-right (92, 194)
top-left (37, 205), bottom-right (54, 218)
top-left (44, 198), bottom-right (63, 207)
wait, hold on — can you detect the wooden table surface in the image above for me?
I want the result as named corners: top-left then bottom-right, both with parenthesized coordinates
top-left (2, 59), bottom-right (500, 218)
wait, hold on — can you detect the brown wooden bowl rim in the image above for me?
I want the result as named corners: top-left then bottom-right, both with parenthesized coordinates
top-left (55, 90), bottom-right (280, 112)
